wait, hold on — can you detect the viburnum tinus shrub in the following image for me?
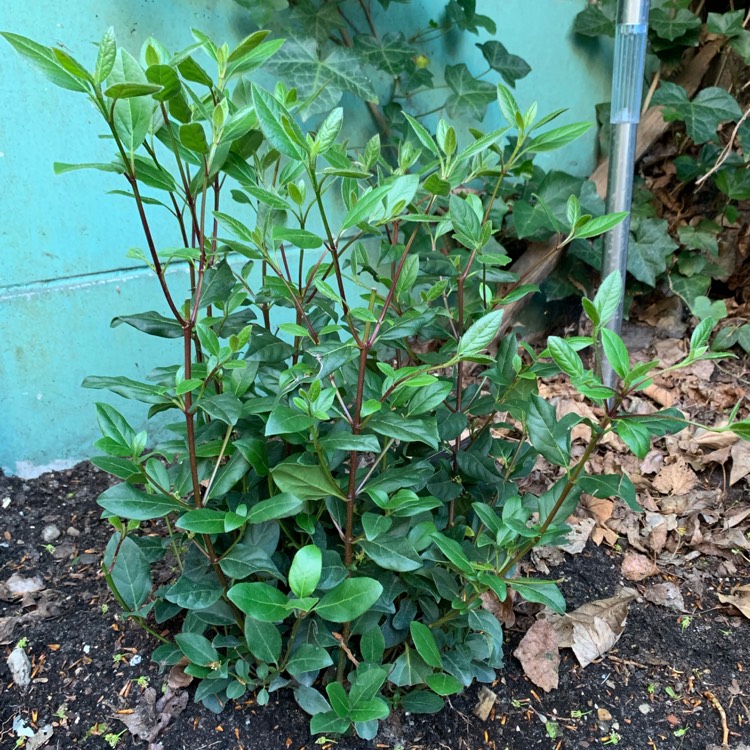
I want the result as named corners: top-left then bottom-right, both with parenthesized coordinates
top-left (6, 27), bottom-right (748, 740)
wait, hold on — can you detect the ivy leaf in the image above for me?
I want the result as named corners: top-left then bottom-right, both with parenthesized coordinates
top-left (446, 0), bottom-right (496, 35)
top-left (232, 0), bottom-right (289, 25)
top-left (649, 8), bottom-right (701, 42)
top-left (652, 83), bottom-right (742, 144)
top-left (265, 38), bottom-right (377, 119)
top-left (444, 63), bottom-right (496, 120)
top-left (627, 219), bottom-right (678, 286)
top-left (477, 41), bottom-right (530, 88)
top-left (356, 32), bottom-right (416, 76)
top-left (573, 5), bottom-right (615, 37)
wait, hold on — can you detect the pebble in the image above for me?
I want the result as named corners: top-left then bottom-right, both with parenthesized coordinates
top-left (597, 708), bottom-right (612, 722)
top-left (7, 647), bottom-right (31, 690)
top-left (1, 497), bottom-right (10, 509)
top-left (66, 526), bottom-right (80, 537)
top-left (130, 654), bottom-right (142, 666)
top-left (41, 524), bottom-right (61, 543)
top-left (638, 703), bottom-right (652, 715)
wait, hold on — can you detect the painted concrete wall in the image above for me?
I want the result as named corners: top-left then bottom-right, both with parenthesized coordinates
top-left (0, 0), bottom-right (613, 476)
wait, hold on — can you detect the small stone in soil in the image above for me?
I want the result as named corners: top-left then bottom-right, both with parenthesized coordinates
top-left (473, 686), bottom-right (497, 721)
top-left (42, 524), bottom-right (61, 543)
top-left (7, 646), bottom-right (32, 690)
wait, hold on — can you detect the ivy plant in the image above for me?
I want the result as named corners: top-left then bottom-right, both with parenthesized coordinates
top-left (5, 25), bottom-right (748, 742)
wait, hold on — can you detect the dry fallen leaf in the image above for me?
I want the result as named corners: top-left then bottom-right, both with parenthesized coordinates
top-left (718, 584), bottom-right (750, 619)
top-left (167, 660), bottom-right (193, 690)
top-left (560, 518), bottom-right (596, 554)
top-left (513, 619), bottom-right (560, 692)
top-left (644, 582), bottom-right (686, 612)
top-left (621, 552), bottom-right (659, 582)
top-left (115, 688), bottom-right (188, 743)
top-left (730, 441), bottom-right (750, 486)
top-left (544, 589), bottom-right (637, 668)
top-left (652, 458), bottom-right (697, 496)
top-left (0, 573), bottom-right (45, 601)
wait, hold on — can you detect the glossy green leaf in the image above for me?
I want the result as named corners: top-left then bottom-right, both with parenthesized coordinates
top-left (271, 458), bottom-right (345, 500)
top-left (228, 582), bottom-right (290, 623)
top-left (175, 633), bottom-right (220, 667)
top-left (359, 536), bottom-right (422, 572)
top-left (410, 621), bottom-right (443, 669)
top-left (287, 644), bottom-right (334, 676)
top-left (104, 535), bottom-right (151, 611)
top-left (315, 578), bottom-right (383, 623)
top-left (98, 483), bottom-right (183, 520)
top-left (289, 545), bottom-right (323, 599)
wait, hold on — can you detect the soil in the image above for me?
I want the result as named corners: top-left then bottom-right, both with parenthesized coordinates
top-left (1, 463), bottom-right (748, 750)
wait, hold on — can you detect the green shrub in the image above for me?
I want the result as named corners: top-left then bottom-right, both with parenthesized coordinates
top-left (5, 26), bottom-right (747, 741)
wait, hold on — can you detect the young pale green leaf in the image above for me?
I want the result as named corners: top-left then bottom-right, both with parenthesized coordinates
top-left (105, 82), bottom-right (162, 99)
top-left (108, 49), bottom-right (154, 155)
top-left (2, 32), bottom-right (89, 92)
top-left (524, 122), bottom-right (591, 153)
top-left (228, 582), bottom-right (290, 623)
top-left (402, 112), bottom-right (439, 156)
top-left (573, 211), bottom-right (628, 239)
top-left (94, 27), bottom-right (117, 83)
top-left (496, 83), bottom-right (520, 126)
top-left (252, 84), bottom-right (306, 159)
top-left (289, 545), bottom-right (323, 599)
top-left (410, 621), bottom-right (443, 669)
top-left (175, 633), bottom-right (220, 667)
top-left (600, 328), bottom-right (630, 379)
top-left (593, 271), bottom-right (623, 328)
top-left (314, 578), bottom-right (383, 623)
top-left (316, 107), bottom-right (343, 153)
top-left (690, 317), bottom-right (714, 353)
top-left (457, 310), bottom-right (504, 358)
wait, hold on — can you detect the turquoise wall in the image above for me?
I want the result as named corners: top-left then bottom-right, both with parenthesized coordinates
top-left (0, 0), bottom-right (612, 476)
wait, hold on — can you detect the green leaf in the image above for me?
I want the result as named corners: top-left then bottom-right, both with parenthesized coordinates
top-left (402, 112), bottom-right (439, 156)
top-left (649, 8), bottom-right (701, 41)
top-left (628, 219), bottom-right (678, 286)
top-left (95, 27), bottom-right (117, 83)
top-left (361, 513), bottom-right (393, 542)
top-left (341, 174), bottom-right (419, 230)
top-left (444, 63), bottom-right (496, 120)
top-left (426, 672), bottom-right (463, 696)
top-left (219, 544), bottom-right (282, 581)
top-left (265, 405), bottom-right (315, 436)
top-left (110, 311), bottom-right (182, 338)
top-left (179, 122), bottom-right (209, 154)
top-left (430, 532), bottom-right (474, 576)
top-left (314, 578), bottom-right (383, 623)
top-left (359, 536), bottom-right (422, 572)
top-left (175, 633), bottom-right (220, 667)
top-left (1, 32), bottom-right (89, 92)
top-left (574, 211), bottom-right (628, 239)
top-left (706, 10), bottom-right (745, 37)
top-left (457, 310), bottom-right (504, 358)
top-left (247, 494), bottom-right (304, 524)
top-left (98, 483), bottom-right (182, 520)
top-left (573, 5), bottom-right (615, 37)
top-left (360, 629), bottom-right (385, 663)
top-left (165, 572), bottom-right (222, 610)
top-left (615, 420), bottom-right (651, 460)
top-left (510, 579), bottom-right (566, 614)
top-left (104, 535), bottom-right (151, 611)
top-left (579, 473), bottom-right (639, 511)
top-left (310, 711), bottom-right (350, 735)
top-left (198, 393), bottom-right (244, 427)
top-left (349, 697), bottom-right (389, 723)
top-left (145, 64), bottom-right (180, 101)
top-left (272, 458), bottom-right (345, 500)
top-left (600, 328), bottom-right (630, 378)
top-left (526, 394), bottom-right (570, 466)
top-left (95, 402), bottom-right (136, 448)
top-left (289, 545), bottom-right (323, 599)
top-left (356, 32), bottom-right (416, 75)
top-left (228, 582), bottom-right (290, 623)
top-left (318, 434), bottom-right (380, 452)
top-left (367, 412), bottom-right (439, 450)
top-left (105, 82), bottom-right (162, 99)
top-left (286, 644), bottom-right (334, 676)
top-left (410, 621), bottom-right (443, 669)
top-left (273, 226), bottom-right (324, 249)
top-left (525, 122), bottom-right (590, 154)
top-left (176, 509), bottom-right (227, 534)
top-left (387, 647), bottom-right (432, 687)
top-left (547, 336), bottom-right (584, 377)
top-left (252, 84), bottom-right (305, 159)
top-left (108, 49), bottom-right (154, 154)
top-left (399, 690), bottom-right (444, 714)
top-left (477, 41), bottom-right (530, 87)
top-left (652, 83), bottom-right (742, 144)
top-left (265, 38), bottom-right (377, 119)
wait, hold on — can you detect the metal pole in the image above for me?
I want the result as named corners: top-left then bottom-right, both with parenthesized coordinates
top-left (601, 0), bottom-right (650, 388)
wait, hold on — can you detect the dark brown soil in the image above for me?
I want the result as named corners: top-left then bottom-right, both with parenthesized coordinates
top-left (1, 462), bottom-right (748, 750)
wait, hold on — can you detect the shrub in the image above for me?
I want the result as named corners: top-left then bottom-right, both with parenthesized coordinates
top-left (5, 26), bottom-right (746, 740)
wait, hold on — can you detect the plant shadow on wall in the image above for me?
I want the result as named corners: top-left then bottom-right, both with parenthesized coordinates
top-left (4, 25), bottom-right (750, 741)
